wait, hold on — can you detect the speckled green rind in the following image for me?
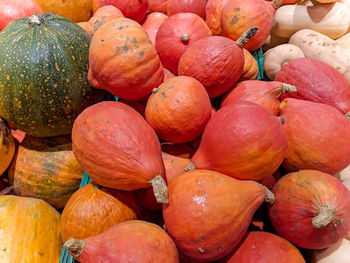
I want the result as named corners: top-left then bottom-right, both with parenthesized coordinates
top-left (0, 13), bottom-right (105, 137)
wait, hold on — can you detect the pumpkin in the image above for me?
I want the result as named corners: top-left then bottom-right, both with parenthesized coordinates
top-left (163, 169), bottom-right (274, 262)
top-left (336, 165), bottom-right (350, 191)
top-left (310, 238), bottom-right (350, 263)
top-left (161, 142), bottom-right (194, 158)
top-left (187, 101), bottom-right (288, 181)
top-left (162, 152), bottom-right (191, 184)
top-left (0, 118), bottom-right (15, 176)
top-left (275, 58), bottom-right (350, 114)
top-left (223, 231), bottom-right (306, 263)
top-left (205, 0), bottom-right (230, 36)
top-left (0, 13), bottom-right (105, 137)
top-left (155, 12), bottom-right (212, 74)
top-left (220, 0), bottom-right (283, 51)
top-left (64, 220), bottom-right (179, 262)
top-left (72, 101), bottom-right (168, 204)
top-left (133, 187), bottom-right (162, 212)
top-left (10, 128), bottom-right (26, 144)
top-left (8, 135), bottom-right (84, 209)
top-left (221, 80), bottom-right (297, 115)
top-left (268, 170), bottom-right (350, 249)
top-left (0, 195), bottom-right (62, 262)
top-left (167, 0), bottom-right (207, 18)
top-left (88, 18), bottom-right (164, 101)
top-left (148, 0), bottom-right (168, 13)
top-left (92, 0), bottom-right (148, 23)
top-left (142, 12), bottom-right (168, 46)
top-left (119, 99), bottom-right (146, 117)
top-left (279, 98), bottom-right (350, 174)
top-left (34, 0), bottom-right (93, 22)
top-left (0, 0), bottom-right (42, 31)
top-left (240, 49), bottom-right (259, 81)
top-left (163, 68), bottom-right (175, 81)
top-left (61, 182), bottom-right (138, 243)
top-left (145, 76), bottom-right (212, 143)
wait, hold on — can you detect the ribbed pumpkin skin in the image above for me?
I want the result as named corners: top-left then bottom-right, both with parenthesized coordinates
top-left (279, 98), bottom-right (350, 174)
top-left (223, 231), bottom-right (306, 263)
top-left (61, 183), bottom-right (138, 243)
top-left (142, 12), bottom-right (168, 46)
top-left (74, 220), bottom-right (179, 263)
top-left (275, 58), bottom-right (350, 114)
top-left (155, 13), bottom-right (212, 74)
top-left (0, 13), bottom-right (105, 137)
top-left (0, 195), bottom-right (62, 262)
top-left (0, 118), bottom-right (15, 175)
top-left (240, 49), bottom-right (258, 80)
top-left (163, 170), bottom-right (267, 262)
top-left (72, 101), bottom-right (165, 190)
top-left (8, 135), bottom-right (84, 209)
top-left (192, 101), bottom-right (288, 181)
top-left (178, 36), bottom-right (244, 98)
top-left (88, 18), bottom-right (164, 101)
top-left (167, 0), bottom-right (207, 18)
top-left (268, 170), bottom-right (350, 249)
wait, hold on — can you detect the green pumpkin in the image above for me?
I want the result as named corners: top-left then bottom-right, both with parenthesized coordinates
top-left (0, 13), bottom-right (105, 137)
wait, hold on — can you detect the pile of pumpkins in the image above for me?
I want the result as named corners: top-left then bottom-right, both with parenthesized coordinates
top-left (0, 0), bottom-right (350, 262)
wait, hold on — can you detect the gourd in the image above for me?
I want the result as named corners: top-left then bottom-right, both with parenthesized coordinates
top-left (240, 49), bottom-right (259, 81)
top-left (0, 118), bottom-right (15, 176)
top-left (205, 0), bottom-right (230, 36)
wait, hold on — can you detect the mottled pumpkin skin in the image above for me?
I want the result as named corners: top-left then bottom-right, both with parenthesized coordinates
top-left (192, 101), bottom-right (288, 181)
top-left (61, 183), bottom-right (138, 243)
top-left (167, 0), bottom-right (207, 18)
top-left (0, 195), bottom-right (62, 262)
top-left (240, 49), bottom-right (258, 80)
top-left (280, 98), bottom-right (350, 174)
top-left (8, 135), bottom-right (83, 209)
top-left (142, 12), bottom-right (168, 46)
top-left (162, 152), bottom-right (191, 184)
top-left (205, 0), bottom-right (230, 36)
top-left (223, 231), bottom-right (306, 263)
top-left (0, 118), bottom-right (15, 175)
top-left (268, 170), bottom-right (350, 249)
top-left (88, 18), bottom-right (164, 101)
top-left (0, 13), bottom-right (105, 137)
top-left (76, 220), bottom-right (179, 263)
top-left (163, 170), bottom-right (267, 262)
top-left (178, 36), bottom-right (244, 98)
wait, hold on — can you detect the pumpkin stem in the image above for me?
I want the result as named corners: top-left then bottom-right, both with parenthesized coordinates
top-left (0, 186), bottom-right (14, 196)
top-left (181, 33), bottom-right (190, 44)
top-left (0, 118), bottom-right (13, 148)
top-left (150, 175), bottom-right (168, 204)
top-left (279, 116), bottom-right (285, 124)
top-left (64, 238), bottom-right (86, 258)
top-left (276, 83), bottom-right (297, 99)
top-left (263, 186), bottom-right (275, 204)
top-left (271, 0), bottom-right (283, 9)
top-left (152, 88), bottom-right (159, 94)
top-left (312, 206), bottom-right (337, 228)
top-left (184, 161), bottom-right (196, 172)
top-left (345, 112), bottom-right (350, 120)
top-left (28, 14), bottom-right (44, 27)
top-left (236, 27), bottom-right (259, 48)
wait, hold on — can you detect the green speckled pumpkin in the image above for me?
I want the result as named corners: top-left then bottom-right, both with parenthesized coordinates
top-left (0, 13), bottom-right (105, 137)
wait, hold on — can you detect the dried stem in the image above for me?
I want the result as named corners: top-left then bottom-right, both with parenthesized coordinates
top-left (150, 175), bottom-right (168, 204)
top-left (312, 206), bottom-right (337, 228)
top-left (184, 161), bottom-right (196, 172)
top-left (64, 238), bottom-right (86, 258)
top-left (236, 27), bottom-right (259, 48)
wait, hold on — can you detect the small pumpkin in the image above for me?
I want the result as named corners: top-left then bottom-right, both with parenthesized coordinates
top-left (0, 118), bottom-right (15, 176)
top-left (167, 0), bottom-right (207, 18)
top-left (142, 12), bottom-right (168, 46)
top-left (239, 49), bottom-right (259, 80)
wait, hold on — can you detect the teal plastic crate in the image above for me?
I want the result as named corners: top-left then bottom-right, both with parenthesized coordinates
top-left (252, 47), bottom-right (264, 80)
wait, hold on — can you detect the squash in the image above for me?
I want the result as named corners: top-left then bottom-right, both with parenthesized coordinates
top-left (310, 238), bottom-right (350, 263)
top-left (167, 0), bottom-right (207, 18)
top-left (142, 12), bottom-right (168, 46)
top-left (0, 13), bottom-right (105, 137)
top-left (0, 118), bottom-right (15, 176)
top-left (161, 142), bottom-right (194, 158)
top-left (61, 183), bottom-right (138, 243)
top-left (262, 33), bottom-right (289, 51)
top-left (163, 68), bottom-right (175, 81)
top-left (205, 0), bottom-right (230, 36)
top-left (8, 135), bottom-right (84, 209)
top-left (72, 101), bottom-right (168, 204)
top-left (35, 0), bottom-right (93, 22)
top-left (119, 99), bottom-right (146, 117)
top-left (148, 0), bottom-right (168, 13)
top-left (163, 169), bottom-right (274, 262)
top-left (88, 18), bottom-right (164, 101)
top-left (162, 152), bottom-right (191, 184)
top-left (268, 170), bottom-right (350, 249)
top-left (64, 220), bottom-right (179, 262)
top-left (0, 195), bottom-right (62, 262)
top-left (240, 49), bottom-right (258, 81)
top-left (11, 128), bottom-right (26, 144)
top-left (275, 58), bottom-right (350, 114)
top-left (335, 165), bottom-right (350, 191)
top-left (0, 0), bottom-right (42, 31)
top-left (272, 2), bottom-right (350, 39)
top-left (155, 12), bottom-right (212, 74)
top-left (145, 76), bottom-right (212, 143)
top-left (187, 101), bottom-right (287, 181)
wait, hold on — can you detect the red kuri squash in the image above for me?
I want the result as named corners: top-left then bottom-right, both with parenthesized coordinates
top-left (162, 152), bottom-right (191, 184)
top-left (142, 12), bottom-right (168, 46)
top-left (148, 0), bottom-right (168, 14)
top-left (205, 0), bottom-right (229, 36)
top-left (167, 0), bottom-right (207, 18)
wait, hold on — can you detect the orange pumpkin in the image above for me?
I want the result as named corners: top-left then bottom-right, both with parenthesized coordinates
top-left (145, 76), bottom-right (212, 143)
top-left (0, 118), bottom-right (15, 176)
top-left (167, 0), bottom-right (207, 18)
top-left (162, 152), bottom-right (191, 184)
top-left (142, 12), bottom-right (168, 46)
top-left (148, 0), bottom-right (168, 13)
top-left (119, 99), bottom-right (146, 117)
top-left (205, 0), bottom-right (230, 36)
top-left (240, 49), bottom-right (259, 80)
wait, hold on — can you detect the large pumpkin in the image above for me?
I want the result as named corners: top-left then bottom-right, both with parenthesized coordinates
top-left (0, 118), bottom-right (15, 176)
top-left (0, 195), bottom-right (62, 262)
top-left (88, 18), bottom-right (164, 101)
top-left (0, 13), bottom-right (105, 137)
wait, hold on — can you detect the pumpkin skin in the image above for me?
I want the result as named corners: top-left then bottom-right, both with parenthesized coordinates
top-left (279, 98), bottom-right (350, 174)
top-left (145, 76), bottom-right (212, 143)
top-left (190, 101), bottom-right (288, 181)
top-left (88, 18), bottom-right (164, 101)
top-left (92, 0), bottom-right (148, 23)
top-left (64, 220), bottom-right (179, 263)
top-left (178, 36), bottom-right (244, 98)
top-left (163, 170), bottom-right (271, 262)
top-left (205, 0), bottom-right (230, 36)
top-left (163, 68), bottom-right (175, 81)
top-left (148, 0), bottom-right (168, 13)
top-left (223, 231), bottom-right (306, 263)
top-left (8, 135), bottom-right (84, 209)
top-left (0, 118), bottom-right (15, 176)
top-left (275, 58), bottom-right (350, 114)
top-left (240, 48), bottom-right (259, 80)
top-left (155, 13), bottom-right (212, 74)
top-left (119, 99), bottom-right (146, 117)
top-left (0, 0), bottom-right (43, 31)
top-left (162, 152), bottom-right (191, 184)
top-left (0, 195), bottom-right (62, 262)
top-left (142, 12), bottom-right (168, 46)
top-left (61, 183), bottom-right (138, 243)
top-left (0, 13), bottom-right (105, 137)
top-left (72, 101), bottom-right (166, 192)
top-left (167, 0), bottom-right (207, 18)
top-left (268, 170), bottom-right (350, 249)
